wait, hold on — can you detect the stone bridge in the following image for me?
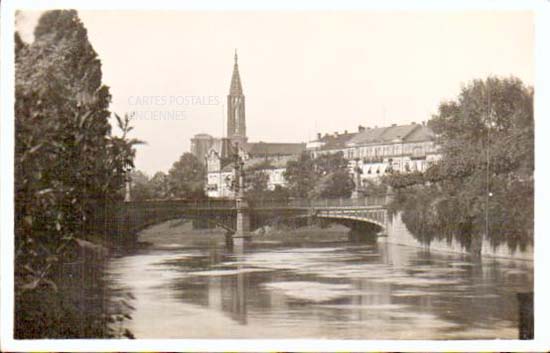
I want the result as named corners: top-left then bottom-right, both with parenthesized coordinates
top-left (91, 196), bottom-right (390, 243)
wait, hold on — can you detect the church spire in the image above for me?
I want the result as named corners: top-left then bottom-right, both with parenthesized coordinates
top-left (229, 49), bottom-right (243, 96)
top-left (227, 50), bottom-right (246, 143)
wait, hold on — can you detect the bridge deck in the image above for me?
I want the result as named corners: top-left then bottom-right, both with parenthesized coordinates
top-left (101, 196), bottom-right (390, 241)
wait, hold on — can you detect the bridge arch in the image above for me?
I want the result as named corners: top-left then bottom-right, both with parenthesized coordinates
top-left (129, 214), bottom-right (237, 237)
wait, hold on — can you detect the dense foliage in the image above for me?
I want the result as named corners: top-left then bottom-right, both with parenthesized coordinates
top-left (383, 77), bottom-right (534, 252)
top-left (130, 154), bottom-right (206, 201)
top-left (15, 10), bottom-right (140, 338)
top-left (284, 152), bottom-right (354, 199)
top-left (167, 152), bottom-right (206, 199)
top-left (243, 170), bottom-right (290, 202)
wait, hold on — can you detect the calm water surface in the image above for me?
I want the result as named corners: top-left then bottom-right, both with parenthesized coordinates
top-left (105, 221), bottom-right (533, 339)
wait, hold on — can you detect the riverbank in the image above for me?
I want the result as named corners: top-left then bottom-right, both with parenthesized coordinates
top-left (385, 212), bottom-right (534, 261)
top-left (15, 237), bottom-right (114, 338)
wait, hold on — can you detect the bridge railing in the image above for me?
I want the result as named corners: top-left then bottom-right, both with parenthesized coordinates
top-left (125, 198), bottom-right (237, 209)
top-left (125, 196), bottom-right (388, 210)
top-left (250, 196), bottom-right (387, 209)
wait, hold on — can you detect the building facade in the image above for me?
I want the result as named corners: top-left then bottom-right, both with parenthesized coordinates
top-left (307, 123), bottom-right (441, 186)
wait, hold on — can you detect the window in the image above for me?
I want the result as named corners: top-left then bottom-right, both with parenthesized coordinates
top-left (412, 146), bottom-right (426, 159)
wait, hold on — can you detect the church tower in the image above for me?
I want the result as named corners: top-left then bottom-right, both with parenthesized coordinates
top-left (227, 50), bottom-right (247, 145)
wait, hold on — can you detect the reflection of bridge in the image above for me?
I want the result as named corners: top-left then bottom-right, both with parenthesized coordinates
top-left (92, 196), bottom-right (390, 243)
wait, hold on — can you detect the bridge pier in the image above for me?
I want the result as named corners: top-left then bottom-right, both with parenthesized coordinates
top-left (235, 198), bottom-right (250, 237)
top-left (226, 234), bottom-right (249, 248)
top-left (224, 197), bottom-right (251, 248)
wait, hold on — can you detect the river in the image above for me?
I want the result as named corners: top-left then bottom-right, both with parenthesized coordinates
top-left (105, 220), bottom-right (533, 339)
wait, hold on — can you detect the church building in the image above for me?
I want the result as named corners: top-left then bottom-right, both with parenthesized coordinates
top-left (190, 52), bottom-right (306, 198)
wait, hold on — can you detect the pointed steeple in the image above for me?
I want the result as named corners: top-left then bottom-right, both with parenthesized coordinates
top-left (229, 49), bottom-right (243, 96)
top-left (227, 50), bottom-right (247, 143)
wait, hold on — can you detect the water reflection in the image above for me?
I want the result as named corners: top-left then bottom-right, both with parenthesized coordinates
top-left (105, 221), bottom-right (533, 339)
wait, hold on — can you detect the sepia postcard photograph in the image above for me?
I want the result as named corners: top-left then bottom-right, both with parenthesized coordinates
top-left (1, 0), bottom-right (549, 351)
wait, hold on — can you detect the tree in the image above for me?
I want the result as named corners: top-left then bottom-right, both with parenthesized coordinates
top-left (244, 170), bottom-right (270, 199)
top-left (149, 171), bottom-right (169, 199)
top-left (309, 169), bottom-right (355, 199)
top-left (284, 151), bottom-right (354, 199)
top-left (428, 76), bottom-right (533, 181)
top-left (130, 170), bottom-right (153, 201)
top-left (14, 10), bottom-right (141, 338)
top-left (284, 152), bottom-right (317, 198)
top-left (384, 76), bottom-right (533, 251)
top-left (167, 153), bottom-right (206, 199)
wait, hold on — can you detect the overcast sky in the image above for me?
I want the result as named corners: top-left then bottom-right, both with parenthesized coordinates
top-left (16, 11), bottom-right (533, 175)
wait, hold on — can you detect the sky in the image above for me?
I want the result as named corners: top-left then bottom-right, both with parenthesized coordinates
top-left (16, 11), bottom-right (534, 175)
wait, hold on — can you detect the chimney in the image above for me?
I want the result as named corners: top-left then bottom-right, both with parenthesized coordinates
top-left (317, 132), bottom-right (322, 140)
top-left (358, 125), bottom-right (365, 132)
top-left (391, 123), bottom-right (397, 127)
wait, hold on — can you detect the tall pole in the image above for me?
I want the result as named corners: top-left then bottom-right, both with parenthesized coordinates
top-left (124, 171), bottom-right (131, 202)
top-left (485, 80), bottom-right (491, 243)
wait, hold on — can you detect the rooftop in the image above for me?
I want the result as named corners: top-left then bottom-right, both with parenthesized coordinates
top-left (312, 123), bottom-right (435, 150)
top-left (244, 142), bottom-right (306, 157)
top-left (221, 154), bottom-right (297, 173)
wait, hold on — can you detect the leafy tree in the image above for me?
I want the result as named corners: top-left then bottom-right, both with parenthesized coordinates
top-left (149, 171), bottom-right (169, 199)
top-left (309, 169), bottom-right (355, 199)
top-left (167, 152), bottom-right (206, 199)
top-left (284, 151), bottom-right (354, 199)
top-left (244, 170), bottom-right (270, 199)
top-left (284, 152), bottom-right (317, 198)
top-left (130, 170), bottom-right (153, 201)
top-left (14, 10), bottom-right (141, 338)
top-left (360, 178), bottom-right (388, 197)
top-left (384, 76), bottom-right (533, 251)
top-left (314, 152), bottom-right (350, 175)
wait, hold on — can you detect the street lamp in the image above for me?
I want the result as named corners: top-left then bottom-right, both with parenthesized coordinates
top-left (352, 158), bottom-right (362, 199)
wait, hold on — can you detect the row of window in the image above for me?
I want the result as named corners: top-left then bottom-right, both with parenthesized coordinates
top-left (345, 144), bottom-right (434, 159)
top-left (314, 142), bottom-right (436, 160)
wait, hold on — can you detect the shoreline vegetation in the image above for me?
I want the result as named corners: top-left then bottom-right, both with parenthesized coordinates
top-left (382, 77), bottom-right (533, 256)
top-left (14, 10), bottom-right (140, 338)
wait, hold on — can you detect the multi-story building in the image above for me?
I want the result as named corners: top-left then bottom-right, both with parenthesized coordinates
top-left (206, 155), bottom-right (296, 198)
top-left (307, 123), bottom-right (441, 185)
